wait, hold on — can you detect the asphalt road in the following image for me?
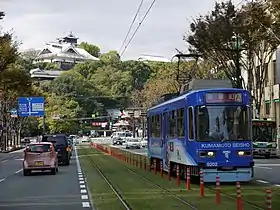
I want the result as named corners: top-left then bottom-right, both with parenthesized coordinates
top-left (0, 148), bottom-right (91, 210)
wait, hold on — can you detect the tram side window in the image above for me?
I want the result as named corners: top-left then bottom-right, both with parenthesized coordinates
top-left (155, 115), bottom-right (161, 137)
top-left (177, 108), bottom-right (185, 137)
top-left (150, 116), bottom-right (155, 137)
top-left (169, 110), bottom-right (176, 137)
top-left (188, 107), bottom-right (194, 139)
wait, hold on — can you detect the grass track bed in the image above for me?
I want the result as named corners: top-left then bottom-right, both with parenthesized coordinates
top-left (78, 146), bottom-right (280, 210)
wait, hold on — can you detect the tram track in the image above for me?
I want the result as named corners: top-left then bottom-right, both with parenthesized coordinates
top-left (80, 146), bottom-right (198, 210)
top-left (82, 147), bottom-right (132, 210)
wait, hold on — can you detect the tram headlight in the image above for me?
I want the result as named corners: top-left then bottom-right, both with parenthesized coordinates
top-left (199, 151), bottom-right (215, 157)
top-left (207, 151), bottom-right (215, 157)
top-left (237, 150), bottom-right (252, 156)
top-left (238, 151), bottom-right (245, 156)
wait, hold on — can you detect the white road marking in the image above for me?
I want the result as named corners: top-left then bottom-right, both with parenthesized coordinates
top-left (254, 166), bottom-right (272, 170)
top-left (15, 169), bottom-right (23, 174)
top-left (15, 158), bottom-right (24, 161)
top-left (256, 180), bottom-right (269, 184)
top-left (82, 202), bottom-right (90, 208)
top-left (1, 160), bottom-right (8, 163)
top-left (0, 179), bottom-right (5, 183)
top-left (81, 195), bottom-right (89, 200)
top-left (80, 189), bottom-right (87, 193)
top-left (75, 146), bottom-right (91, 208)
top-left (255, 164), bottom-right (280, 167)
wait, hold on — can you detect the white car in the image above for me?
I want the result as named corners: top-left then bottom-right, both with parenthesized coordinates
top-left (125, 138), bottom-right (141, 149)
top-left (140, 138), bottom-right (148, 147)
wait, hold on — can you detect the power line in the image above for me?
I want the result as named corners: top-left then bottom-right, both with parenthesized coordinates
top-left (119, 0), bottom-right (144, 53)
top-left (120, 0), bottom-right (156, 57)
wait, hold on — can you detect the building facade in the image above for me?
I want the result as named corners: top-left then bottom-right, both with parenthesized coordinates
top-left (30, 32), bottom-right (99, 80)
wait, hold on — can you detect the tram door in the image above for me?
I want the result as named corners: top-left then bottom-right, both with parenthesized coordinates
top-left (162, 112), bottom-right (169, 169)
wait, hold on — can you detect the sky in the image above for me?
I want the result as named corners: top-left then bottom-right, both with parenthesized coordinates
top-left (0, 0), bottom-right (242, 60)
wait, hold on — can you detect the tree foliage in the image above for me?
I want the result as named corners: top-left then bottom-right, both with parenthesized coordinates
top-left (186, 0), bottom-right (280, 114)
top-left (79, 42), bottom-right (101, 58)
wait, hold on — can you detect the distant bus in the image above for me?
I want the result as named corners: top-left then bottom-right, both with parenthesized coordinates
top-left (252, 119), bottom-right (277, 158)
top-left (147, 80), bottom-right (254, 182)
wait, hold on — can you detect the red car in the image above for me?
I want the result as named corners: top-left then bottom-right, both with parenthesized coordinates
top-left (23, 142), bottom-right (58, 176)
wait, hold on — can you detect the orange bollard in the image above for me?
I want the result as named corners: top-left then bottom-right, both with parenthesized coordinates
top-left (167, 161), bottom-right (171, 181)
top-left (160, 160), bottom-right (163, 178)
top-left (216, 176), bottom-right (221, 204)
top-left (186, 166), bottom-right (190, 190)
top-left (200, 170), bottom-right (204, 197)
top-left (176, 165), bottom-right (180, 185)
top-left (236, 182), bottom-right (242, 210)
top-left (266, 189), bottom-right (272, 210)
top-left (153, 159), bottom-right (157, 174)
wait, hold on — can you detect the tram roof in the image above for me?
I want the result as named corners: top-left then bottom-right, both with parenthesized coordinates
top-left (148, 88), bottom-right (247, 111)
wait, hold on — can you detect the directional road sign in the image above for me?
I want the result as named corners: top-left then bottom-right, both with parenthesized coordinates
top-left (18, 97), bottom-right (45, 117)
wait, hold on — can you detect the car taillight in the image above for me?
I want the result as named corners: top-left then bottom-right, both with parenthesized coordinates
top-left (66, 147), bottom-right (70, 152)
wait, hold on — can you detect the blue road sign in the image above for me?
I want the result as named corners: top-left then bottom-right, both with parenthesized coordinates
top-left (18, 97), bottom-right (45, 117)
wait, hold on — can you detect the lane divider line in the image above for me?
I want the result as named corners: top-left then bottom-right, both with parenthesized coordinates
top-left (0, 179), bottom-right (5, 183)
top-left (75, 146), bottom-right (92, 208)
top-left (14, 169), bottom-right (23, 174)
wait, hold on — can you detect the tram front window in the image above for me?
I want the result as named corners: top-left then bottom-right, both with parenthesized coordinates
top-left (195, 105), bottom-right (251, 141)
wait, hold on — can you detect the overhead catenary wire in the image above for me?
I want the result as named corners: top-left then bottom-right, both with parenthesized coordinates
top-left (119, 0), bottom-right (144, 53)
top-left (120, 0), bottom-right (156, 57)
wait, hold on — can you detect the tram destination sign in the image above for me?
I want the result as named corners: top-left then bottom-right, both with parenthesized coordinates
top-left (205, 92), bottom-right (242, 103)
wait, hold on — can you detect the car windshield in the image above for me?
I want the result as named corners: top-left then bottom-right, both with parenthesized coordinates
top-left (195, 105), bottom-right (251, 141)
top-left (42, 135), bottom-right (66, 146)
top-left (27, 144), bottom-right (51, 153)
top-left (117, 133), bottom-right (126, 137)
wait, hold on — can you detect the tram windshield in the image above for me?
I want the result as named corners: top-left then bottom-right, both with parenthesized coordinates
top-left (195, 105), bottom-right (251, 141)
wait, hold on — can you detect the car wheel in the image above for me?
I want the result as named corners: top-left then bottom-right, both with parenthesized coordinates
top-left (51, 168), bottom-right (56, 175)
top-left (23, 169), bottom-right (30, 176)
top-left (56, 167), bottom-right (58, 172)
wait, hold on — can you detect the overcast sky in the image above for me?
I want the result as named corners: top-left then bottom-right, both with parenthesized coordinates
top-left (1, 0), bottom-right (242, 60)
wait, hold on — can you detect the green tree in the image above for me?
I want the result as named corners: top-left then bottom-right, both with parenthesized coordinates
top-left (49, 70), bottom-right (102, 116)
top-left (73, 61), bottom-right (103, 79)
top-left (100, 50), bottom-right (121, 66)
top-left (186, 0), bottom-right (280, 114)
top-left (79, 42), bottom-right (101, 58)
top-left (186, 1), bottom-right (242, 87)
top-left (236, 0), bottom-right (280, 113)
top-left (43, 95), bottom-right (82, 133)
top-left (121, 60), bottom-right (152, 90)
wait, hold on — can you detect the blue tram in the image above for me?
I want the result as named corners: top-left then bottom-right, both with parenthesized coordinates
top-left (147, 80), bottom-right (254, 182)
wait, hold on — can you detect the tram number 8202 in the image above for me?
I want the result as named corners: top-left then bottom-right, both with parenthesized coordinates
top-left (206, 162), bottom-right (218, 167)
